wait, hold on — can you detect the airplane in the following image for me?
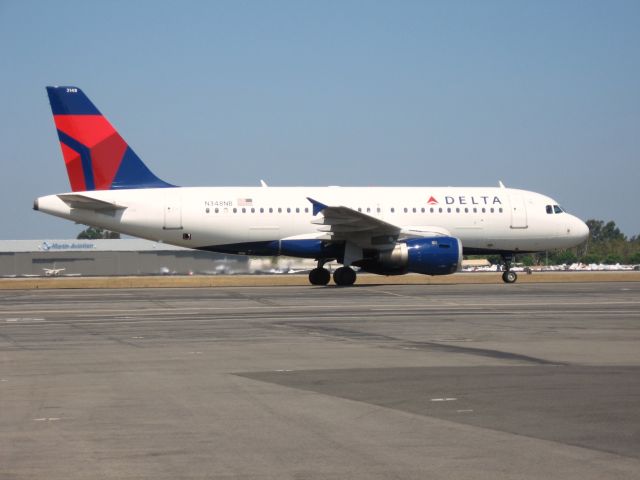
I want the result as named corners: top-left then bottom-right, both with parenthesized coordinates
top-left (42, 266), bottom-right (65, 277)
top-left (34, 86), bottom-right (589, 286)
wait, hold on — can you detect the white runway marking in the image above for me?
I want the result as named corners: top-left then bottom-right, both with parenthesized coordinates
top-left (431, 398), bottom-right (457, 402)
top-left (379, 290), bottom-right (409, 297)
top-left (4, 318), bottom-right (45, 323)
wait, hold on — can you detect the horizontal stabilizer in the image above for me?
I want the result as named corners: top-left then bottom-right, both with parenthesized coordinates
top-left (57, 194), bottom-right (126, 211)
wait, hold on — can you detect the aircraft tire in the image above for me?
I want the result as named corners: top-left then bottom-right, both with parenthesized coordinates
top-left (502, 271), bottom-right (518, 283)
top-left (309, 268), bottom-right (331, 286)
top-left (333, 266), bottom-right (356, 286)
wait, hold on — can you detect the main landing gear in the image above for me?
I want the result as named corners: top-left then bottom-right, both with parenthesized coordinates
top-left (500, 254), bottom-right (518, 284)
top-left (333, 266), bottom-right (356, 286)
top-left (308, 261), bottom-right (357, 286)
top-left (308, 266), bottom-right (331, 285)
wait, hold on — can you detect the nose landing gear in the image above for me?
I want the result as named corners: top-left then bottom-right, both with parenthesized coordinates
top-left (501, 254), bottom-right (518, 284)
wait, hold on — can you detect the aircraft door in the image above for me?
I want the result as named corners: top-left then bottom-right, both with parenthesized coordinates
top-left (509, 195), bottom-right (528, 229)
top-left (163, 201), bottom-right (183, 230)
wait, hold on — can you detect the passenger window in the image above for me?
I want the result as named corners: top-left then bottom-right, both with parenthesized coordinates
top-left (490, 208), bottom-right (494, 213)
top-left (278, 208), bottom-right (282, 213)
top-left (233, 208), bottom-right (237, 213)
top-left (447, 208), bottom-right (451, 213)
top-left (377, 207), bottom-right (381, 213)
top-left (482, 208), bottom-right (486, 213)
top-left (241, 208), bottom-right (246, 213)
top-left (366, 207), bottom-right (371, 213)
top-left (499, 208), bottom-right (503, 213)
top-left (269, 208), bottom-right (273, 213)
top-left (473, 208), bottom-right (477, 213)
top-left (304, 207), bottom-right (309, 213)
top-left (215, 208), bottom-right (219, 213)
top-left (205, 208), bottom-right (210, 213)
top-left (260, 208), bottom-right (264, 213)
top-left (251, 208), bottom-right (255, 213)
top-left (438, 207), bottom-right (442, 213)
top-left (546, 205), bottom-right (553, 214)
top-left (429, 207), bottom-right (434, 213)
top-left (403, 208), bottom-right (408, 213)
top-left (391, 208), bottom-right (395, 213)
top-left (413, 208), bottom-right (417, 213)
top-left (456, 208), bottom-right (460, 213)
top-left (464, 208), bottom-right (468, 213)
top-left (358, 207), bottom-right (362, 212)
top-left (296, 207), bottom-right (300, 213)
top-left (287, 207), bottom-right (291, 213)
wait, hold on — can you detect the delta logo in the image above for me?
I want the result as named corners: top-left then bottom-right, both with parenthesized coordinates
top-left (426, 195), bottom-right (503, 206)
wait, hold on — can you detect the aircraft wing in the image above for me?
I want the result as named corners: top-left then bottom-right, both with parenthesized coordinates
top-left (307, 197), bottom-right (401, 248)
top-left (57, 194), bottom-right (126, 212)
top-left (307, 197), bottom-right (453, 251)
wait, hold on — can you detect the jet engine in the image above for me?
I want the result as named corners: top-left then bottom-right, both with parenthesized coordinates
top-left (356, 236), bottom-right (462, 276)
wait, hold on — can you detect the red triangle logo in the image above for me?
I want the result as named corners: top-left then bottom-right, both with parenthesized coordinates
top-left (427, 196), bottom-right (438, 205)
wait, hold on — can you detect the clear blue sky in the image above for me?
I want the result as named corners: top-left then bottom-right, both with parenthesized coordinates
top-left (1, 0), bottom-right (638, 238)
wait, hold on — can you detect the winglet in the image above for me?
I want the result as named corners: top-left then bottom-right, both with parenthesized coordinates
top-left (260, 179), bottom-right (268, 187)
top-left (307, 197), bottom-right (328, 216)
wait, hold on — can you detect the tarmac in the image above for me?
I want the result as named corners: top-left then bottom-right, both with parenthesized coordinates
top-left (1, 281), bottom-right (640, 479)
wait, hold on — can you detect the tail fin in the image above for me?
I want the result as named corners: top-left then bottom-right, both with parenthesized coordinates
top-left (46, 86), bottom-right (174, 191)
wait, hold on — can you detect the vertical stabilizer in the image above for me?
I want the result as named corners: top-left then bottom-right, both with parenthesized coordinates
top-left (46, 86), bottom-right (174, 191)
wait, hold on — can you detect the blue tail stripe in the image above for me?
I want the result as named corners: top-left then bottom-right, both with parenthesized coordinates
top-left (56, 129), bottom-right (95, 190)
top-left (111, 147), bottom-right (175, 189)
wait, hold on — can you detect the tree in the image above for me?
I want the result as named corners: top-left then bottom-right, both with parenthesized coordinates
top-left (77, 226), bottom-right (121, 239)
top-left (586, 219), bottom-right (626, 243)
top-left (628, 252), bottom-right (640, 265)
top-left (582, 253), bottom-right (602, 264)
top-left (603, 253), bottom-right (624, 265)
top-left (553, 250), bottom-right (578, 265)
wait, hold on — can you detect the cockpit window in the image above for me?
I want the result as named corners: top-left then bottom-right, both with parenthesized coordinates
top-left (553, 205), bottom-right (563, 214)
top-left (546, 205), bottom-right (553, 214)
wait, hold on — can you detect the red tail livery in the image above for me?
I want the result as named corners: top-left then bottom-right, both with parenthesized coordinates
top-left (46, 86), bottom-right (173, 191)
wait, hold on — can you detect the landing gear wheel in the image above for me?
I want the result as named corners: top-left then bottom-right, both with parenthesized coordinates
top-left (333, 266), bottom-right (357, 286)
top-left (309, 267), bottom-right (331, 285)
top-left (502, 271), bottom-right (517, 283)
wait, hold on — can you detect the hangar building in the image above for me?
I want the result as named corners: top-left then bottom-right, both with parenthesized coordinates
top-left (0, 239), bottom-right (248, 277)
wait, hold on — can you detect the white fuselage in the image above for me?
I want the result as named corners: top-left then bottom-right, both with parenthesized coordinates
top-left (35, 186), bottom-right (589, 255)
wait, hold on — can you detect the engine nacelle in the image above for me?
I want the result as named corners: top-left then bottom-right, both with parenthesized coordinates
top-left (357, 236), bottom-right (462, 276)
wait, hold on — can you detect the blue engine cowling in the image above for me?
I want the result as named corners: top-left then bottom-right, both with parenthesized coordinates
top-left (357, 236), bottom-right (462, 276)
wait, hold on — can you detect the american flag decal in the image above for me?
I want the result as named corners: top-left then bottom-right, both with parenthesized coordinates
top-left (237, 198), bottom-right (253, 207)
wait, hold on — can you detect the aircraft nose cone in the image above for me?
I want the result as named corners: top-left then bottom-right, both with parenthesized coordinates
top-left (574, 218), bottom-right (589, 243)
